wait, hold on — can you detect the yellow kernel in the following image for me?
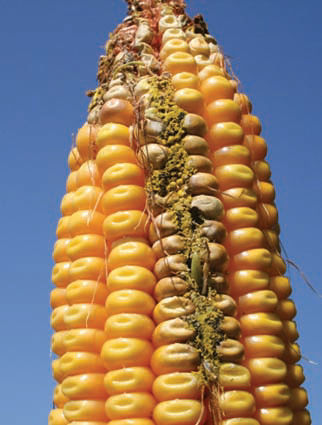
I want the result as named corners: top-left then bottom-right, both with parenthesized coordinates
top-left (160, 39), bottom-right (189, 60)
top-left (163, 52), bottom-right (197, 75)
top-left (104, 367), bottom-right (155, 395)
top-left (105, 393), bottom-right (156, 420)
top-left (101, 338), bottom-right (153, 370)
top-left (174, 88), bottom-right (204, 114)
top-left (153, 399), bottom-right (202, 425)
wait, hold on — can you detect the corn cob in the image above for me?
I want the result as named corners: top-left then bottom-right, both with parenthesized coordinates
top-left (49, 1), bottom-right (311, 424)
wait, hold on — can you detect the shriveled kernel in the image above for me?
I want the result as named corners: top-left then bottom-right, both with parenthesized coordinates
top-left (151, 343), bottom-right (200, 375)
top-left (159, 15), bottom-right (180, 33)
top-left (191, 195), bottom-right (224, 220)
top-left (217, 339), bottom-right (245, 362)
top-left (188, 172), bottom-right (218, 195)
top-left (153, 277), bottom-right (188, 301)
top-left (183, 113), bottom-right (208, 136)
top-left (162, 28), bottom-right (186, 45)
top-left (153, 318), bottom-right (195, 347)
top-left (138, 144), bottom-right (169, 170)
top-left (152, 235), bottom-right (186, 259)
top-left (187, 155), bottom-right (213, 173)
top-left (182, 135), bottom-right (209, 155)
top-left (154, 254), bottom-right (188, 279)
top-left (153, 296), bottom-right (195, 324)
top-left (189, 36), bottom-right (210, 56)
top-left (220, 316), bottom-right (241, 339)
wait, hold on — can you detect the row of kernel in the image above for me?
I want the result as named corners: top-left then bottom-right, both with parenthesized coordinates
top-left (199, 65), bottom-right (259, 425)
top-left (147, 20), bottom-right (205, 425)
top-left (93, 115), bottom-right (157, 425)
top-left (50, 127), bottom-right (109, 425)
top-left (50, 146), bottom-right (77, 425)
top-left (165, 34), bottom-right (255, 425)
top-left (161, 36), bottom-right (252, 425)
top-left (135, 38), bottom-right (204, 425)
top-left (238, 101), bottom-right (311, 425)
top-left (85, 7), bottom-right (162, 424)
top-left (200, 64), bottom-right (296, 424)
top-left (171, 49), bottom-right (249, 367)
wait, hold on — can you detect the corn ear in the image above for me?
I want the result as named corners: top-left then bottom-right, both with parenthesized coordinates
top-left (49, 1), bottom-right (311, 425)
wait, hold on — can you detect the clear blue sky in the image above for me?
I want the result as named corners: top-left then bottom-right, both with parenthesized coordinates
top-left (0, 0), bottom-right (321, 423)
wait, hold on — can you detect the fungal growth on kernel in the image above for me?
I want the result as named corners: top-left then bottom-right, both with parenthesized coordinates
top-left (49, 1), bottom-right (311, 425)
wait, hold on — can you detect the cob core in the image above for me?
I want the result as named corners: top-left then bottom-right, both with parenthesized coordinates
top-left (50, 1), bottom-right (311, 424)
